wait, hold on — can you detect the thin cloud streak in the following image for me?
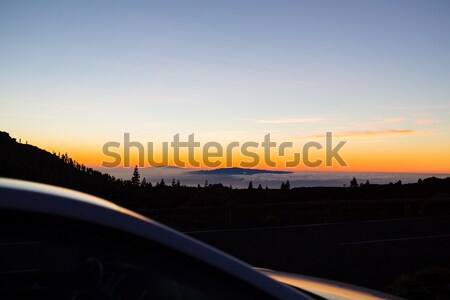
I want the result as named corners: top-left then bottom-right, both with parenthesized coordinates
top-left (396, 103), bottom-right (450, 111)
top-left (415, 119), bottom-right (438, 125)
top-left (256, 117), bottom-right (326, 124)
top-left (309, 129), bottom-right (416, 138)
top-left (382, 117), bottom-right (405, 124)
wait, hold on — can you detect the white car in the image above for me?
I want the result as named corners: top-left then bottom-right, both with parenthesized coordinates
top-left (0, 178), bottom-right (404, 300)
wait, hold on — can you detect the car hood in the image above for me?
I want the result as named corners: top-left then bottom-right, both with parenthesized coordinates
top-left (256, 268), bottom-right (405, 300)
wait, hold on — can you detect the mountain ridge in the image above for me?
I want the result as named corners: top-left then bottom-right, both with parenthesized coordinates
top-left (190, 167), bottom-right (292, 175)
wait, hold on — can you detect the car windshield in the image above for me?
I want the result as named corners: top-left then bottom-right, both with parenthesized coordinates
top-left (0, 209), bottom-right (273, 300)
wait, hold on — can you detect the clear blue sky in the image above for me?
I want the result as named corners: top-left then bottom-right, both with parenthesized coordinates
top-left (1, 1), bottom-right (449, 171)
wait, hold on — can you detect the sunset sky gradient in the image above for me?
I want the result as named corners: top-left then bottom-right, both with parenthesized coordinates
top-left (1, 1), bottom-right (449, 173)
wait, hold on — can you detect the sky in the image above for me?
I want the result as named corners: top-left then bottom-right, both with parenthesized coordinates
top-left (1, 1), bottom-right (450, 172)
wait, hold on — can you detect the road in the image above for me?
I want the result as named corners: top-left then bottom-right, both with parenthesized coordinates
top-left (188, 216), bottom-right (450, 290)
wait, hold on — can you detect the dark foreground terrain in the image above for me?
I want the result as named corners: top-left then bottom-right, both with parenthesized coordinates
top-left (2, 131), bottom-right (450, 299)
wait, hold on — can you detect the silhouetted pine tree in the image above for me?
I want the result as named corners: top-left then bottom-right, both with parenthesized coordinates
top-left (281, 180), bottom-right (291, 190)
top-left (285, 180), bottom-right (291, 190)
top-left (131, 166), bottom-right (140, 186)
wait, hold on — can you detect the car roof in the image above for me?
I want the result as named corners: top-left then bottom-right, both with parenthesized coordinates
top-left (0, 178), bottom-right (311, 300)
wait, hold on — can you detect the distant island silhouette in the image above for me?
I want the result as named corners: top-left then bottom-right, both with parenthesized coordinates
top-left (190, 167), bottom-right (292, 175)
top-left (153, 165), bottom-right (183, 169)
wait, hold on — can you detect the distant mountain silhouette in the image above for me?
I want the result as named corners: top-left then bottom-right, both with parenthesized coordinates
top-left (153, 165), bottom-right (183, 169)
top-left (191, 167), bottom-right (292, 175)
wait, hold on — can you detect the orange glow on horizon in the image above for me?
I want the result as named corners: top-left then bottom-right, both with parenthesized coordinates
top-left (22, 129), bottom-right (448, 174)
top-left (52, 141), bottom-right (450, 174)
